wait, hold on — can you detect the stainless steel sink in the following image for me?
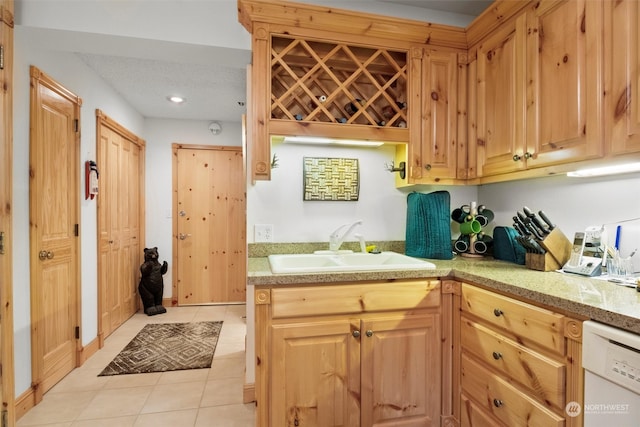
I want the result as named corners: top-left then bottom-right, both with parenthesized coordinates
top-left (267, 251), bottom-right (436, 274)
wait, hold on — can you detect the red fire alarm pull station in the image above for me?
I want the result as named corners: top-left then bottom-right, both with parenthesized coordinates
top-left (85, 160), bottom-right (99, 200)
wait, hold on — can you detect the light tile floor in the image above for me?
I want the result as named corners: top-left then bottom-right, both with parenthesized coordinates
top-left (17, 305), bottom-right (256, 427)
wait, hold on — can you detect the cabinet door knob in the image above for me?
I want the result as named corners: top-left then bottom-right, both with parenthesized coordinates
top-left (493, 398), bottom-right (503, 408)
top-left (493, 308), bottom-right (503, 317)
top-left (492, 351), bottom-right (503, 360)
top-left (512, 154), bottom-right (522, 161)
top-left (424, 164), bottom-right (432, 171)
top-left (524, 152), bottom-right (533, 159)
top-left (366, 330), bottom-right (373, 337)
top-left (352, 330), bottom-right (361, 338)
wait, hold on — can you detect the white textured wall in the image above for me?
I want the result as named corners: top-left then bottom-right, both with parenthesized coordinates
top-left (13, 28), bottom-right (145, 395)
top-left (247, 143), bottom-right (478, 244)
top-left (478, 173), bottom-right (640, 272)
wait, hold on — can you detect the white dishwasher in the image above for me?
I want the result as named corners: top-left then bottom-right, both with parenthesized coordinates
top-left (583, 321), bottom-right (640, 426)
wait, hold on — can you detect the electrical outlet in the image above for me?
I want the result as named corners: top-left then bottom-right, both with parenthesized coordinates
top-left (254, 224), bottom-right (274, 242)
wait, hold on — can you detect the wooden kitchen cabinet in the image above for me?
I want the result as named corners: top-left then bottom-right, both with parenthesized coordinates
top-left (255, 279), bottom-right (446, 427)
top-left (408, 49), bottom-right (464, 184)
top-left (473, 14), bottom-right (527, 177)
top-left (604, 0), bottom-right (640, 155)
top-left (458, 283), bottom-right (584, 427)
top-left (471, 0), bottom-right (604, 179)
top-left (524, 0), bottom-right (604, 168)
top-left (238, 0), bottom-right (467, 181)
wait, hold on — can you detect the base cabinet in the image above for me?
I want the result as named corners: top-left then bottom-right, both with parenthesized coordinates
top-left (458, 283), bottom-right (584, 427)
top-left (255, 280), bottom-right (445, 427)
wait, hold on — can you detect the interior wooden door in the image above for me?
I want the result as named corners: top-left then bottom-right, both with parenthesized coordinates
top-left (0, 1), bottom-right (15, 424)
top-left (173, 144), bottom-right (246, 304)
top-left (29, 66), bottom-right (81, 401)
top-left (97, 110), bottom-right (144, 342)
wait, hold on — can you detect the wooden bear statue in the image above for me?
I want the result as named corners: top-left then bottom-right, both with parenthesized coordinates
top-left (139, 247), bottom-right (168, 316)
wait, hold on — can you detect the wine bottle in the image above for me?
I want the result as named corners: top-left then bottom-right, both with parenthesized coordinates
top-left (345, 99), bottom-right (365, 115)
top-left (382, 101), bottom-right (407, 120)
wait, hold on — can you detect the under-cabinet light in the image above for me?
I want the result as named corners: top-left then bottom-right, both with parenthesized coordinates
top-left (282, 136), bottom-right (384, 147)
top-left (567, 162), bottom-right (640, 177)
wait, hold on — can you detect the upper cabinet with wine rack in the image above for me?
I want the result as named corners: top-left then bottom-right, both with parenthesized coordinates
top-left (238, 0), bottom-right (467, 181)
top-left (270, 36), bottom-right (409, 131)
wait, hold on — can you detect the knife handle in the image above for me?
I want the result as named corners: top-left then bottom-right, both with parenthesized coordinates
top-left (525, 218), bottom-right (544, 240)
top-left (538, 210), bottom-right (555, 230)
top-left (523, 206), bottom-right (535, 218)
top-left (513, 216), bottom-right (530, 235)
top-left (517, 211), bottom-right (528, 223)
top-left (531, 215), bottom-right (550, 234)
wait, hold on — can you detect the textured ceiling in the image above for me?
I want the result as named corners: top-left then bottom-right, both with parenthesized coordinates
top-left (76, 53), bottom-right (249, 122)
top-left (69, 0), bottom-right (492, 123)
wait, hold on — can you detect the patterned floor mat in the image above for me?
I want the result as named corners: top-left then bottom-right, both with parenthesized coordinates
top-left (99, 321), bottom-right (223, 376)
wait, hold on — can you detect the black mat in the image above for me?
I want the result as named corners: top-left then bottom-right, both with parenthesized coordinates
top-left (99, 321), bottom-right (222, 376)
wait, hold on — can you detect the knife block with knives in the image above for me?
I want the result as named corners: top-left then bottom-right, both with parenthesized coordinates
top-left (513, 208), bottom-right (573, 272)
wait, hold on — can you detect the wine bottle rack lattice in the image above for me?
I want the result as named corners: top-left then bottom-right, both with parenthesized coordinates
top-left (271, 36), bottom-right (409, 128)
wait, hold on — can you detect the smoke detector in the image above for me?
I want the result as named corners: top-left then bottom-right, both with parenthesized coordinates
top-left (208, 121), bottom-right (222, 135)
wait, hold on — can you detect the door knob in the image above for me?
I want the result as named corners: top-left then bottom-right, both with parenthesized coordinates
top-left (39, 250), bottom-right (54, 260)
top-left (365, 330), bottom-right (373, 337)
top-left (179, 210), bottom-right (187, 217)
top-left (352, 330), bottom-right (361, 338)
top-left (179, 233), bottom-right (192, 240)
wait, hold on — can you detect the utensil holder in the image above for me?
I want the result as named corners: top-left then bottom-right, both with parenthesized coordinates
top-left (525, 228), bottom-right (572, 271)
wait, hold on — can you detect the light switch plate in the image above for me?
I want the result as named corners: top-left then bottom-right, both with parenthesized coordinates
top-left (255, 224), bottom-right (274, 242)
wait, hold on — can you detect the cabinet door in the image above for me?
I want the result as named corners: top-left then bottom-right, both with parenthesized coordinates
top-left (361, 312), bottom-right (441, 427)
top-left (411, 50), bottom-right (459, 182)
top-left (475, 15), bottom-right (527, 177)
top-left (271, 319), bottom-right (361, 427)
top-left (606, 0), bottom-right (640, 155)
top-left (525, 0), bottom-right (604, 168)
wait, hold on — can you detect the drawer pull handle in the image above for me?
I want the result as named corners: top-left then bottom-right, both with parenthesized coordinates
top-left (352, 330), bottom-right (361, 338)
top-left (493, 308), bottom-right (503, 317)
top-left (493, 398), bottom-right (503, 408)
top-left (492, 351), bottom-right (502, 360)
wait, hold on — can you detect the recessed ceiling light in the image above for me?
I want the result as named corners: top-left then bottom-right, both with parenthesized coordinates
top-left (167, 95), bottom-right (186, 104)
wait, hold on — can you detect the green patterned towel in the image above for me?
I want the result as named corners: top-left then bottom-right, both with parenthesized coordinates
top-left (405, 191), bottom-right (453, 260)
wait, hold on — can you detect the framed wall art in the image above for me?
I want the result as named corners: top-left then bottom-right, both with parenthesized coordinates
top-left (302, 157), bottom-right (360, 201)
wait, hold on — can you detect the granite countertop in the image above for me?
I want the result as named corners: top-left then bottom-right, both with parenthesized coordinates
top-left (248, 255), bottom-right (640, 334)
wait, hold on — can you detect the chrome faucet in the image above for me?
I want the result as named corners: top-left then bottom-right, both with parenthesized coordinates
top-left (329, 220), bottom-right (363, 252)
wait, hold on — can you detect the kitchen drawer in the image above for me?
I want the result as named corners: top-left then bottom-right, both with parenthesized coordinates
top-left (461, 353), bottom-right (565, 427)
top-left (270, 280), bottom-right (441, 319)
top-left (461, 317), bottom-right (565, 408)
top-left (461, 283), bottom-right (565, 355)
top-left (461, 393), bottom-right (505, 427)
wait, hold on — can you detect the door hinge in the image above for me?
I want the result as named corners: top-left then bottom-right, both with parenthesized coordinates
top-left (75, 326), bottom-right (80, 339)
top-left (1, 409), bottom-right (7, 427)
top-left (0, 231), bottom-right (4, 254)
top-left (74, 119), bottom-right (79, 133)
top-left (74, 224), bottom-right (79, 236)
top-left (0, 44), bottom-right (4, 70)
